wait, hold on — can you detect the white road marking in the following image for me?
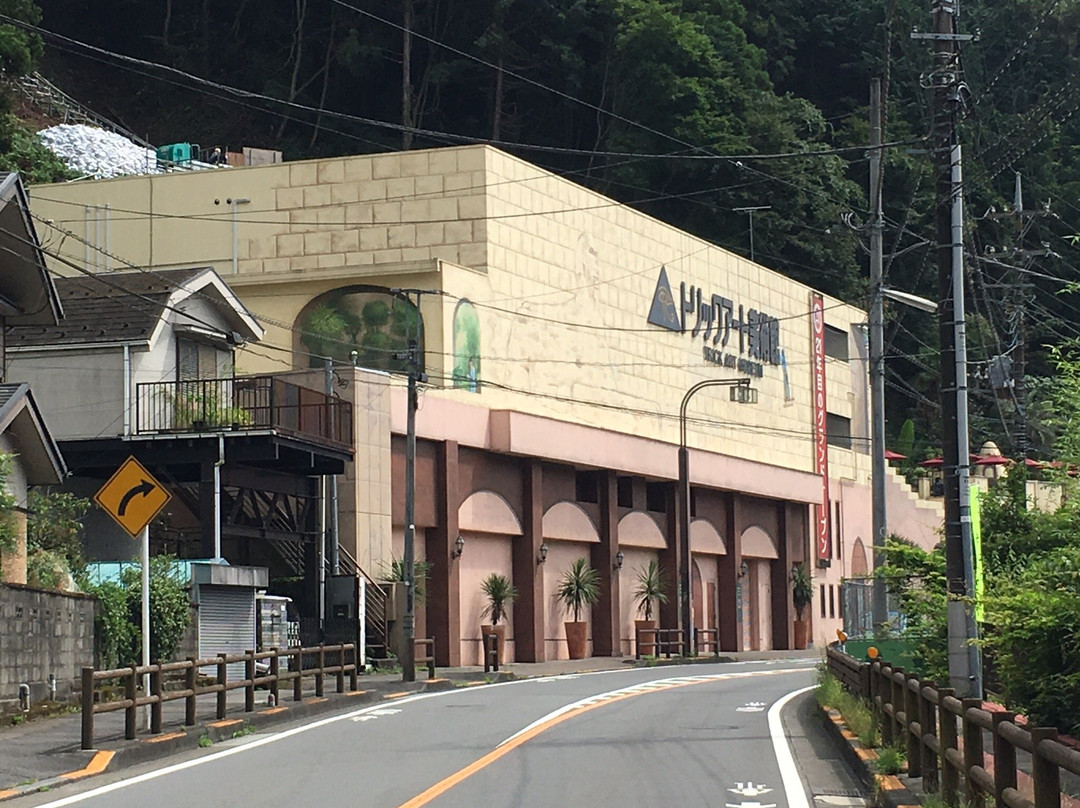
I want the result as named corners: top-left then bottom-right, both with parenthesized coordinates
top-left (768, 685), bottom-right (816, 808)
top-left (737, 701), bottom-right (767, 712)
top-left (34, 664), bottom-right (813, 807)
top-left (730, 783), bottom-right (773, 796)
top-left (498, 667), bottom-right (810, 747)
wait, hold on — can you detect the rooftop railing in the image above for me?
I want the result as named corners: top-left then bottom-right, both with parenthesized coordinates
top-left (136, 376), bottom-right (352, 449)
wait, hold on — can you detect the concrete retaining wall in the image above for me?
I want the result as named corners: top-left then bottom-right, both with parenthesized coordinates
top-left (0, 583), bottom-right (95, 704)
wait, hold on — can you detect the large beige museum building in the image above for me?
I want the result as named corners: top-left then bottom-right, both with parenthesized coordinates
top-left (27, 145), bottom-right (941, 663)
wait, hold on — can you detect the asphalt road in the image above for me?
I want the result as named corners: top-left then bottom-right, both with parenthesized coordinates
top-left (20, 658), bottom-right (864, 808)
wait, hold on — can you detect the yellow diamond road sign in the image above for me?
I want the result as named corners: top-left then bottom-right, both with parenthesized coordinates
top-left (94, 456), bottom-right (172, 538)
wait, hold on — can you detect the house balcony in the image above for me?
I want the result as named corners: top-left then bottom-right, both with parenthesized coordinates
top-left (135, 375), bottom-right (353, 450)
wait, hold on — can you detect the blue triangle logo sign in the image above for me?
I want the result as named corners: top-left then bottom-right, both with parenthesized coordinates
top-left (647, 266), bottom-right (681, 332)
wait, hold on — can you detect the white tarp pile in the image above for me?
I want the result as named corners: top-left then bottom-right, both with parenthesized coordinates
top-left (36, 124), bottom-right (161, 179)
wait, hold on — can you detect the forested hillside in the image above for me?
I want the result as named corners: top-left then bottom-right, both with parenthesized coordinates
top-left (7, 0), bottom-right (1080, 458)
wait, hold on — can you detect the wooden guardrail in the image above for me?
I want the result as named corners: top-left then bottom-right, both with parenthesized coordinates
top-left (826, 648), bottom-right (1080, 808)
top-left (81, 643), bottom-right (357, 750)
top-left (482, 633), bottom-right (500, 673)
top-left (635, 627), bottom-right (686, 659)
top-left (414, 638), bottom-right (436, 679)
top-left (695, 627), bottom-right (721, 656)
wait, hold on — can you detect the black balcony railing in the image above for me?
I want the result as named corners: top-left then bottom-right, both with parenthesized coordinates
top-left (136, 376), bottom-right (353, 448)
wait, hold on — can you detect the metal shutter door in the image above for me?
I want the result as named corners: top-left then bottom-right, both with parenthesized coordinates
top-left (198, 585), bottom-right (255, 679)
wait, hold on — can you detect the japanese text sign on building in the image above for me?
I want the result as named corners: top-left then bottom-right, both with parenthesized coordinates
top-left (94, 456), bottom-right (172, 538)
top-left (647, 266), bottom-right (782, 377)
top-left (810, 293), bottom-right (831, 566)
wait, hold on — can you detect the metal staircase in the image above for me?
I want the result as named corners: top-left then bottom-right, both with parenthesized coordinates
top-left (268, 538), bottom-right (390, 661)
top-left (5, 70), bottom-right (153, 147)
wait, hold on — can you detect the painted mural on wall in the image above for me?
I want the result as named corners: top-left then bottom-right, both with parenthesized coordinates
top-left (452, 299), bottom-right (481, 392)
top-left (296, 286), bottom-right (422, 372)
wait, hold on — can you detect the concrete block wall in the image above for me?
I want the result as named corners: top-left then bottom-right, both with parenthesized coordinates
top-left (0, 583), bottom-right (95, 703)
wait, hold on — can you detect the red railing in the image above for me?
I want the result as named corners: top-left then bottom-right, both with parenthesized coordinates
top-left (136, 376), bottom-right (352, 448)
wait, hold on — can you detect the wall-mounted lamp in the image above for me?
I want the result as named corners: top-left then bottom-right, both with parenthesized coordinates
top-left (452, 535), bottom-right (465, 559)
top-left (739, 560), bottom-right (750, 578)
top-left (790, 562), bottom-right (800, 581)
top-left (537, 542), bottom-right (549, 565)
top-left (614, 550), bottom-right (624, 571)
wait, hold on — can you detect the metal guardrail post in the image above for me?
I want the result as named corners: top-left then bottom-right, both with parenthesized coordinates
top-left (1030, 727), bottom-right (1061, 808)
top-left (992, 712), bottom-right (1017, 808)
top-left (185, 657), bottom-right (198, 725)
top-left (962, 698), bottom-right (985, 807)
top-left (316, 645), bottom-right (325, 697)
top-left (216, 654), bottom-right (228, 719)
top-left (245, 650), bottom-right (256, 712)
top-left (81, 667), bottom-right (94, 750)
top-left (349, 645), bottom-right (358, 691)
top-left (150, 665), bottom-right (163, 734)
top-left (938, 688), bottom-right (958, 805)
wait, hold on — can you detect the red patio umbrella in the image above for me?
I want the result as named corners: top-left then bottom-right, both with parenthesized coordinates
top-left (974, 455), bottom-right (1011, 466)
top-left (884, 450), bottom-right (907, 461)
top-left (1024, 458), bottom-right (1045, 468)
top-left (919, 457), bottom-right (944, 467)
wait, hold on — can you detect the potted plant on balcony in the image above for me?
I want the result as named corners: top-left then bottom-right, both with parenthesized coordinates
top-left (479, 572), bottom-right (517, 664)
top-left (556, 557), bottom-right (600, 660)
top-left (633, 559), bottom-right (668, 657)
top-left (791, 562), bottom-right (813, 650)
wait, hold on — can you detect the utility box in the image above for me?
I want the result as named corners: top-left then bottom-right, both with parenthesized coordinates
top-left (156, 143), bottom-right (192, 166)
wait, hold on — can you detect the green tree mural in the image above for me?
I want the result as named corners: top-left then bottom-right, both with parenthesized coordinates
top-left (298, 288), bottom-right (421, 373)
top-left (452, 300), bottom-right (481, 392)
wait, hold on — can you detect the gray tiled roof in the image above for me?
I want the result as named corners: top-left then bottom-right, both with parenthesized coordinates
top-left (6, 268), bottom-right (207, 348)
top-left (0, 382), bottom-right (22, 411)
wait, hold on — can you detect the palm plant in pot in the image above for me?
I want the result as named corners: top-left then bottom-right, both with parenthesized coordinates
top-left (633, 560), bottom-right (668, 657)
top-left (555, 557), bottom-right (600, 659)
top-left (480, 572), bottom-right (517, 664)
top-left (791, 562), bottom-right (813, 650)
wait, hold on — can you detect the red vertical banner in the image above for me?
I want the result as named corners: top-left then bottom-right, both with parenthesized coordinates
top-left (810, 293), bottom-right (831, 566)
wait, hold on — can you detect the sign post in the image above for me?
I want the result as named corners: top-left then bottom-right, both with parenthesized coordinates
top-left (140, 525), bottom-right (150, 729)
top-left (94, 457), bottom-right (172, 730)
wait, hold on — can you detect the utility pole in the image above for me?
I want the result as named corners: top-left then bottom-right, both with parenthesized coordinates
top-left (920, 0), bottom-right (981, 697)
top-left (868, 78), bottom-right (889, 632)
top-left (985, 173), bottom-right (1054, 458)
top-left (393, 290), bottom-right (426, 683)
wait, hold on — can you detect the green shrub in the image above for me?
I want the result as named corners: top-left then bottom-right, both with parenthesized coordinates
top-left (84, 556), bottom-right (190, 668)
top-left (874, 744), bottom-right (906, 775)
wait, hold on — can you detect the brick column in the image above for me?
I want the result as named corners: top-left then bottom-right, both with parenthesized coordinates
top-left (513, 460), bottom-right (545, 661)
top-left (428, 441), bottom-right (461, 667)
top-left (591, 471), bottom-right (621, 656)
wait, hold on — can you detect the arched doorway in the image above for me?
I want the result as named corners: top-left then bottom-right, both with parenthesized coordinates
top-left (741, 524), bottom-right (779, 651)
top-left (458, 490), bottom-right (522, 665)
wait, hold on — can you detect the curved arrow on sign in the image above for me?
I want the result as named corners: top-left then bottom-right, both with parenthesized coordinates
top-left (117, 480), bottom-right (155, 516)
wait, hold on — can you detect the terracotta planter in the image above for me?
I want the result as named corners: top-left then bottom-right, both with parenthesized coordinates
top-left (793, 619), bottom-right (810, 651)
top-left (480, 624), bottom-right (507, 664)
top-left (635, 619), bottom-right (658, 656)
top-left (564, 621), bottom-right (588, 660)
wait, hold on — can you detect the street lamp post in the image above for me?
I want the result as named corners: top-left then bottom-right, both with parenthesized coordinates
top-left (678, 377), bottom-right (754, 655)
